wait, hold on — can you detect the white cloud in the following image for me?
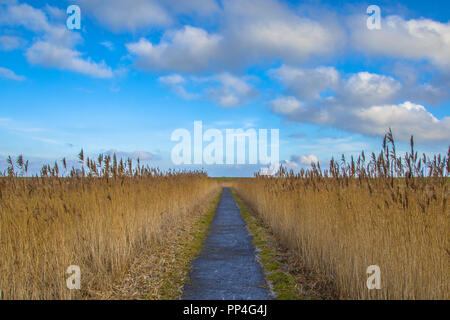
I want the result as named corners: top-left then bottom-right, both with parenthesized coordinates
top-left (0, 3), bottom-right (51, 33)
top-left (272, 65), bottom-right (402, 105)
top-left (291, 154), bottom-right (319, 165)
top-left (0, 3), bottom-right (114, 78)
top-left (212, 91), bottom-right (238, 107)
top-left (351, 15), bottom-right (450, 70)
top-left (76, 0), bottom-right (172, 31)
top-left (74, 0), bottom-right (221, 32)
top-left (342, 72), bottom-right (402, 105)
top-left (159, 74), bottom-right (185, 85)
top-left (272, 62), bottom-right (448, 110)
top-left (124, 0), bottom-right (346, 74)
top-left (270, 65), bottom-right (339, 100)
top-left (127, 26), bottom-right (222, 73)
top-left (275, 154), bottom-right (320, 172)
top-left (0, 66), bottom-right (25, 81)
top-left (158, 72), bottom-right (257, 106)
top-left (354, 101), bottom-right (450, 142)
top-left (206, 73), bottom-right (258, 107)
top-left (158, 74), bottom-right (199, 100)
top-left (214, 73), bottom-right (253, 96)
top-left (270, 65), bottom-right (449, 143)
top-left (0, 35), bottom-right (23, 50)
top-left (44, 4), bottom-right (65, 21)
top-left (26, 41), bottom-right (113, 78)
top-left (270, 96), bottom-right (303, 115)
top-left (222, 0), bottom-right (345, 66)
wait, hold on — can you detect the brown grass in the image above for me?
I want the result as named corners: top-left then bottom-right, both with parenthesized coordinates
top-left (232, 131), bottom-right (449, 299)
top-left (0, 153), bottom-right (220, 299)
top-left (1, 130), bottom-right (448, 300)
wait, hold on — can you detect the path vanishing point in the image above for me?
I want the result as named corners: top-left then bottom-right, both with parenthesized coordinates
top-left (182, 188), bottom-right (273, 300)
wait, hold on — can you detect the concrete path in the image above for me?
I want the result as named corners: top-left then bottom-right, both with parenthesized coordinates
top-left (182, 188), bottom-right (272, 300)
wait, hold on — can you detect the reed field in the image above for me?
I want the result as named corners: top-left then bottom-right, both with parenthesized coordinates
top-left (232, 131), bottom-right (449, 299)
top-left (0, 131), bottom-right (448, 300)
top-left (0, 152), bottom-right (220, 299)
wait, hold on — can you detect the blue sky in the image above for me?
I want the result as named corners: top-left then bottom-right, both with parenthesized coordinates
top-left (0, 0), bottom-right (449, 176)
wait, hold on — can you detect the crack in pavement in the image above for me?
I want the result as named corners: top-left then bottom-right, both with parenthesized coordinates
top-left (181, 188), bottom-right (273, 300)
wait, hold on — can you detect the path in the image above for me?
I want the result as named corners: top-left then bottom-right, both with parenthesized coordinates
top-left (181, 188), bottom-right (272, 300)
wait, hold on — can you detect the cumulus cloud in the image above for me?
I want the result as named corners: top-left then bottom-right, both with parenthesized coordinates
top-left (125, 0), bottom-right (345, 74)
top-left (270, 65), bottom-right (449, 143)
top-left (265, 154), bottom-right (320, 174)
top-left (270, 65), bottom-right (339, 100)
top-left (0, 3), bottom-right (51, 32)
top-left (0, 3), bottom-right (113, 78)
top-left (127, 26), bottom-right (222, 73)
top-left (342, 72), bottom-right (402, 105)
top-left (75, 0), bottom-right (220, 32)
top-left (273, 65), bottom-right (402, 105)
top-left (270, 96), bottom-right (303, 115)
top-left (0, 66), bottom-right (25, 81)
top-left (158, 74), bottom-right (199, 100)
top-left (75, 0), bottom-right (172, 31)
top-left (44, 4), bottom-right (65, 21)
top-left (353, 101), bottom-right (450, 142)
top-left (222, 0), bottom-right (345, 66)
top-left (26, 41), bottom-right (113, 78)
top-left (291, 154), bottom-right (319, 165)
top-left (351, 15), bottom-right (450, 70)
top-left (0, 35), bottom-right (23, 50)
top-left (158, 72), bottom-right (257, 107)
top-left (159, 74), bottom-right (185, 85)
top-left (206, 73), bottom-right (258, 107)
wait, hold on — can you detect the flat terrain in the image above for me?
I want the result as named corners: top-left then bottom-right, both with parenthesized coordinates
top-left (182, 188), bottom-right (272, 300)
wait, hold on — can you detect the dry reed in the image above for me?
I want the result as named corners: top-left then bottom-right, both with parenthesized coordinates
top-left (232, 130), bottom-right (449, 299)
top-left (0, 152), bottom-right (220, 299)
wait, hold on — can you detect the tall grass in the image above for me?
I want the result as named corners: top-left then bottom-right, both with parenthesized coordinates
top-left (233, 131), bottom-right (449, 299)
top-left (0, 152), bottom-right (220, 299)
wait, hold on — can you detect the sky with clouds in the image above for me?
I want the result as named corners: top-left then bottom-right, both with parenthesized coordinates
top-left (0, 0), bottom-right (449, 176)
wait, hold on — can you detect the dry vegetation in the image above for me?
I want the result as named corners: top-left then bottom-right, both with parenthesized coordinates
top-left (0, 152), bottom-right (220, 299)
top-left (232, 131), bottom-right (449, 299)
top-left (1, 130), bottom-right (448, 300)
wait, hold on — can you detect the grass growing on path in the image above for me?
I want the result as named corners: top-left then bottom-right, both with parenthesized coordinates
top-left (232, 190), bottom-right (327, 300)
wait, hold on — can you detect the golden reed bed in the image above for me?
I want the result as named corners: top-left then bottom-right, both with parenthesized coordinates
top-left (1, 131), bottom-right (448, 299)
top-left (0, 154), bottom-right (220, 299)
top-left (232, 132), bottom-right (449, 299)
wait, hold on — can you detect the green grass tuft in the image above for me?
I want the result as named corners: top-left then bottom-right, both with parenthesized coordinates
top-left (231, 190), bottom-right (308, 300)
